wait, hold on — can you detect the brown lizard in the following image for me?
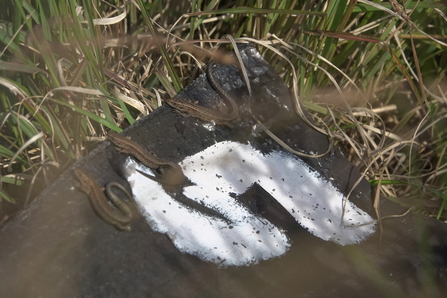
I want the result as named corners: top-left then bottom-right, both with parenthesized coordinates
top-left (166, 62), bottom-right (240, 127)
top-left (74, 168), bottom-right (133, 231)
top-left (108, 131), bottom-right (186, 186)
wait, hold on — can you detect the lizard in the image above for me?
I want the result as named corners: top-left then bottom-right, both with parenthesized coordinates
top-left (74, 168), bottom-right (133, 231)
top-left (107, 131), bottom-right (186, 186)
top-left (166, 62), bottom-right (240, 127)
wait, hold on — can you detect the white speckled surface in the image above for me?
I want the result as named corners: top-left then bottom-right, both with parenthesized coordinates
top-left (124, 141), bottom-right (375, 267)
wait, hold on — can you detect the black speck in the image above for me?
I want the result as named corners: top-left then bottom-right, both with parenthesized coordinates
top-left (163, 210), bottom-right (166, 213)
top-left (216, 174), bottom-right (222, 179)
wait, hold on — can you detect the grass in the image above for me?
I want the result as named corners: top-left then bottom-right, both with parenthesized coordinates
top-left (0, 0), bottom-right (446, 225)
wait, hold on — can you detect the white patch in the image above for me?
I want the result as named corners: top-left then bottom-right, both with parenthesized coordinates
top-left (202, 122), bottom-right (216, 131)
top-left (124, 141), bottom-right (375, 267)
top-left (124, 159), bottom-right (289, 268)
